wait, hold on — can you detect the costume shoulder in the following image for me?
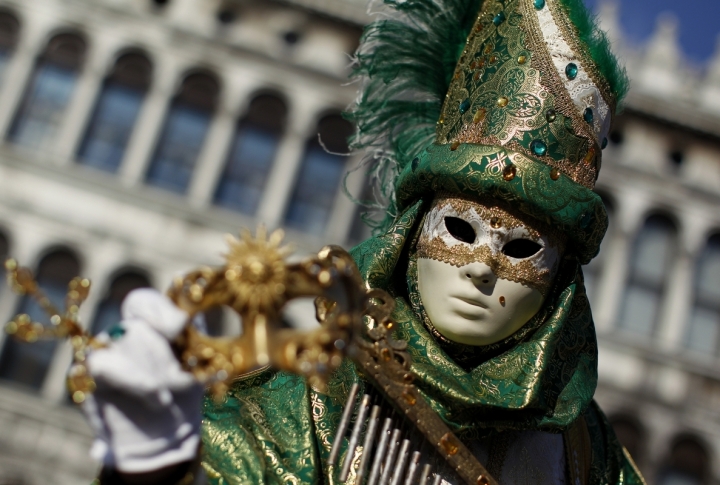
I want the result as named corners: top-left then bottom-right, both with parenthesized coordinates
top-left (585, 401), bottom-right (646, 485)
top-left (201, 368), bottom-right (321, 484)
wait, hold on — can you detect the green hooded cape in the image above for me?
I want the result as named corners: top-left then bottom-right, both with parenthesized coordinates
top-left (200, 0), bottom-right (644, 482)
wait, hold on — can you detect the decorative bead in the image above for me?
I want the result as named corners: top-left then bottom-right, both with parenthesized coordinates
top-left (530, 139), bottom-right (547, 156)
top-left (439, 433), bottom-right (460, 456)
top-left (580, 212), bottom-right (593, 229)
top-left (533, 0), bottom-right (546, 9)
top-left (490, 55), bottom-right (499, 64)
top-left (583, 107), bottom-right (594, 124)
top-left (499, 296), bottom-right (506, 305)
top-left (518, 55), bottom-right (527, 64)
top-left (484, 44), bottom-right (494, 55)
top-left (438, 117), bottom-right (445, 125)
top-left (545, 109), bottom-right (557, 123)
top-left (477, 58), bottom-right (486, 68)
top-left (502, 164), bottom-right (516, 181)
top-left (583, 146), bottom-right (596, 164)
top-left (477, 476), bottom-right (490, 485)
top-left (550, 167), bottom-right (560, 180)
top-left (473, 71), bottom-right (481, 81)
top-left (493, 12), bottom-right (506, 26)
top-left (565, 62), bottom-right (578, 80)
top-left (497, 96), bottom-right (509, 107)
top-left (602, 137), bottom-right (608, 149)
top-left (108, 325), bottom-right (126, 340)
top-left (490, 216), bottom-right (502, 228)
top-left (450, 141), bottom-right (461, 151)
top-left (459, 98), bottom-right (471, 114)
top-left (473, 108), bottom-right (487, 124)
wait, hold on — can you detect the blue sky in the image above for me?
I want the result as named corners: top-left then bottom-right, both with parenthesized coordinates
top-left (582, 0), bottom-right (720, 63)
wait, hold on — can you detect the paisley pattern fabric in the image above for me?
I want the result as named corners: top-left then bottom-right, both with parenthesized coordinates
top-left (437, 0), bottom-right (611, 189)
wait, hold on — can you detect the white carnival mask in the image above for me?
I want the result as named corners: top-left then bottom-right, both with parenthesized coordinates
top-left (416, 195), bottom-right (565, 346)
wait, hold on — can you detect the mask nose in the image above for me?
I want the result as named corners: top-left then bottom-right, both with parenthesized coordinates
top-left (463, 262), bottom-right (497, 292)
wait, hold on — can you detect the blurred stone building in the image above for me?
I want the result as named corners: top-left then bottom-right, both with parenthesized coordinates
top-left (0, 0), bottom-right (717, 484)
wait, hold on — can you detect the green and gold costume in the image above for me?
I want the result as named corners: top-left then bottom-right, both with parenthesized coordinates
top-left (201, 0), bottom-right (644, 483)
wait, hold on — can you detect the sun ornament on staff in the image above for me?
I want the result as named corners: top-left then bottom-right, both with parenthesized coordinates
top-left (167, 226), bottom-right (372, 397)
top-left (1, 227), bottom-right (376, 399)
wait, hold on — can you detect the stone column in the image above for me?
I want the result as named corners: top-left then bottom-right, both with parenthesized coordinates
top-left (593, 190), bottom-right (648, 333)
top-left (53, 36), bottom-right (118, 165)
top-left (656, 214), bottom-right (707, 352)
top-left (255, 91), bottom-right (319, 229)
top-left (324, 154), bottom-right (365, 244)
top-left (118, 56), bottom-right (180, 187)
top-left (187, 76), bottom-right (257, 209)
top-left (0, 17), bottom-right (49, 139)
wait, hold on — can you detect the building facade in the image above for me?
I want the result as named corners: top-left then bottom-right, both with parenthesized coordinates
top-left (0, 0), bottom-right (717, 484)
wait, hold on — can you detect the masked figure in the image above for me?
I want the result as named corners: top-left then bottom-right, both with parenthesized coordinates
top-left (89, 0), bottom-right (644, 483)
top-left (198, 0), bottom-right (643, 483)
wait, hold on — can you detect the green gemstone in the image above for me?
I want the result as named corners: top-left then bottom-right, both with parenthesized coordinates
top-left (602, 137), bottom-right (608, 149)
top-left (530, 140), bottom-right (548, 157)
top-left (583, 107), bottom-right (594, 124)
top-left (565, 63), bottom-right (578, 80)
top-left (108, 325), bottom-right (126, 340)
top-left (493, 12), bottom-right (506, 26)
top-left (545, 109), bottom-right (557, 123)
top-left (533, 0), bottom-right (546, 9)
top-left (459, 98), bottom-right (471, 114)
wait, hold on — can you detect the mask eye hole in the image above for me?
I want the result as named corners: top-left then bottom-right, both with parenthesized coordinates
top-left (444, 217), bottom-right (476, 244)
top-left (502, 239), bottom-right (543, 258)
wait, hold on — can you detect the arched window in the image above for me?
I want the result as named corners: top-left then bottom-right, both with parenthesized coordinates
top-left (685, 234), bottom-right (720, 355)
top-left (617, 214), bottom-right (676, 336)
top-left (658, 436), bottom-right (710, 485)
top-left (90, 270), bottom-right (151, 335)
top-left (8, 33), bottom-right (86, 150)
top-left (214, 93), bottom-right (287, 214)
top-left (0, 12), bottom-right (20, 83)
top-left (77, 52), bottom-right (152, 172)
top-left (146, 71), bottom-right (219, 193)
top-left (609, 415), bottom-right (645, 467)
top-left (284, 114), bottom-right (354, 234)
top-left (0, 249), bottom-right (80, 389)
top-left (583, 194), bottom-right (614, 305)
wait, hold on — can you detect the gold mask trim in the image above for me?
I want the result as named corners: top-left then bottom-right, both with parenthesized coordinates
top-left (416, 195), bottom-right (566, 296)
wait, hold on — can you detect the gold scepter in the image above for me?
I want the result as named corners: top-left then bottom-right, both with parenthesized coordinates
top-left (2, 227), bottom-right (384, 400)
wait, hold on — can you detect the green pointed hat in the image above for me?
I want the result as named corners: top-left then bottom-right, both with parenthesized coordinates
top-left (349, 0), bottom-right (628, 263)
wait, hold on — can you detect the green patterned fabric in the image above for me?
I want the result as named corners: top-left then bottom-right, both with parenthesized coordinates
top-left (200, 205), bottom-right (644, 484)
top-left (397, 143), bottom-right (607, 264)
top-left (199, 0), bottom-right (643, 482)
